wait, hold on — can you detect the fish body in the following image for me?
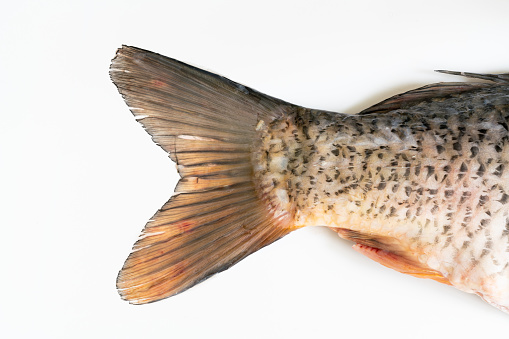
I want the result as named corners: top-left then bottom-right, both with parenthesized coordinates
top-left (110, 46), bottom-right (509, 312)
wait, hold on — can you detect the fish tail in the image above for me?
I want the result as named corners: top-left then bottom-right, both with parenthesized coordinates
top-left (110, 46), bottom-right (297, 304)
top-left (435, 70), bottom-right (509, 83)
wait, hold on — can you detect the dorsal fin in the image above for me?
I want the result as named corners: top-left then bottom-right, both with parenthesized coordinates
top-left (359, 82), bottom-right (491, 115)
top-left (359, 69), bottom-right (509, 115)
top-left (435, 70), bottom-right (509, 83)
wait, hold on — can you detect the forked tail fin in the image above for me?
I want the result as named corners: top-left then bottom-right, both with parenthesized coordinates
top-left (110, 46), bottom-right (297, 304)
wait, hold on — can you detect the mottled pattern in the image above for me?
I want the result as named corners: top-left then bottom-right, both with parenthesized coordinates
top-left (254, 85), bottom-right (509, 310)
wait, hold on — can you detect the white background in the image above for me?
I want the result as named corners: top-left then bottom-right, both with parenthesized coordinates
top-left (2, 0), bottom-right (509, 338)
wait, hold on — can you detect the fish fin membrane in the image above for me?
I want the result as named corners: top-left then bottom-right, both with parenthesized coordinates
top-left (110, 46), bottom-right (296, 304)
top-left (359, 82), bottom-right (492, 115)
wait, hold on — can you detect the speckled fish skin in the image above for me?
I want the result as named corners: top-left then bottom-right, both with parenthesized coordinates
top-left (254, 84), bottom-right (509, 311)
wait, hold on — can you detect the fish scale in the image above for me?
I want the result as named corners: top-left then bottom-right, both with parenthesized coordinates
top-left (255, 86), bottom-right (509, 310)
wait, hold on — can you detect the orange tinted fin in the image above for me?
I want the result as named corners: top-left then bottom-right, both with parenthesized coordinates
top-left (353, 244), bottom-right (451, 286)
top-left (110, 46), bottom-right (298, 304)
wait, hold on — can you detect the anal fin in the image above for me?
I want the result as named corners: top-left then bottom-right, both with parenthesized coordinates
top-left (332, 228), bottom-right (450, 285)
top-left (353, 244), bottom-right (451, 286)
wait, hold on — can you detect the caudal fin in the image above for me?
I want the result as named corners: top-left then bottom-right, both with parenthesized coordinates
top-left (110, 46), bottom-right (297, 304)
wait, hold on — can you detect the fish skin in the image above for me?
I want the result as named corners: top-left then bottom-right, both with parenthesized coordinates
top-left (254, 85), bottom-right (509, 311)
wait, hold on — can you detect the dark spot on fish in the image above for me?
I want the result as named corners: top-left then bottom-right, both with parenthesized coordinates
top-left (495, 144), bottom-right (503, 153)
top-left (477, 164), bottom-right (486, 177)
top-left (431, 205), bottom-right (439, 214)
top-left (444, 190), bottom-right (454, 198)
top-left (426, 166), bottom-right (434, 179)
top-left (460, 162), bottom-right (468, 173)
top-left (478, 195), bottom-right (489, 206)
top-left (443, 165), bottom-right (451, 173)
top-left (405, 186), bottom-right (412, 197)
top-left (479, 129), bottom-right (488, 142)
top-left (331, 149), bottom-right (340, 156)
top-left (470, 146), bottom-right (479, 158)
top-left (404, 167), bottom-right (410, 178)
top-left (442, 225), bottom-right (451, 234)
top-left (436, 145), bottom-right (445, 154)
top-left (485, 240), bottom-right (493, 249)
top-left (389, 207), bottom-right (396, 217)
top-left (495, 164), bottom-right (504, 177)
top-left (500, 193), bottom-right (509, 204)
top-left (415, 165), bottom-right (421, 176)
top-left (377, 153), bottom-right (383, 159)
top-left (302, 125), bottom-right (310, 140)
top-left (392, 183), bottom-right (400, 193)
top-left (334, 173), bottom-right (340, 181)
top-left (453, 142), bottom-right (462, 152)
top-left (504, 219), bottom-right (509, 236)
top-left (377, 182), bottom-right (386, 190)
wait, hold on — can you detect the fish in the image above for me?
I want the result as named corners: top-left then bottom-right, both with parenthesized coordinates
top-left (110, 45), bottom-right (509, 312)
